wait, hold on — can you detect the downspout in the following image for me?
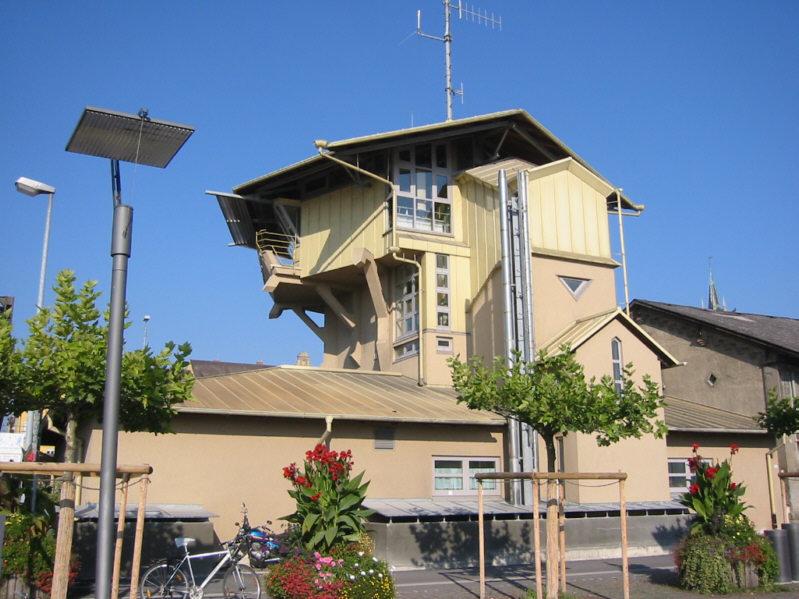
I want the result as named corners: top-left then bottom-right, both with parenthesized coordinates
top-left (615, 189), bottom-right (631, 316)
top-left (314, 142), bottom-right (424, 386)
top-left (318, 415), bottom-right (334, 448)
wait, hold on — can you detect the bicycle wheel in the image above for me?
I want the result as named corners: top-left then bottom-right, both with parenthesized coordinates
top-left (222, 563), bottom-right (261, 599)
top-left (140, 563), bottom-right (189, 599)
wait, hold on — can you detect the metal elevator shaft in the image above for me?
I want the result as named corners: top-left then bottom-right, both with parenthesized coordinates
top-left (499, 169), bottom-right (538, 505)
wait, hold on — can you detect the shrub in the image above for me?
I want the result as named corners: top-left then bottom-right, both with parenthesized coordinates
top-left (677, 532), bottom-right (735, 594)
top-left (1, 511), bottom-right (57, 583)
top-left (282, 444), bottom-right (373, 553)
top-left (330, 544), bottom-right (394, 599)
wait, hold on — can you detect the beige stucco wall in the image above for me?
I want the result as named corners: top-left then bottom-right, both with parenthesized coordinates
top-left (667, 432), bottom-right (779, 531)
top-left (82, 415), bottom-right (503, 541)
top-left (564, 320), bottom-right (670, 503)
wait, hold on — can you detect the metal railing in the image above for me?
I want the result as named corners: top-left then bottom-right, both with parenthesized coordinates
top-left (256, 230), bottom-right (300, 269)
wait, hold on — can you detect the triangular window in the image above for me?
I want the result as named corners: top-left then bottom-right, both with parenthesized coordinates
top-left (559, 276), bottom-right (590, 299)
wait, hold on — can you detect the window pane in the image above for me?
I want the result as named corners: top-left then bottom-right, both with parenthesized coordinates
top-left (437, 274), bottom-right (448, 288)
top-left (434, 202), bottom-right (451, 233)
top-left (416, 199), bottom-right (432, 230)
top-left (668, 461), bottom-right (686, 474)
top-left (416, 144), bottom-right (432, 168)
top-left (435, 145), bottom-right (447, 168)
top-left (437, 312), bottom-right (449, 327)
top-left (399, 169), bottom-right (411, 193)
top-left (437, 292), bottom-right (449, 307)
top-left (611, 339), bottom-right (621, 361)
top-left (416, 170), bottom-right (432, 198)
top-left (669, 476), bottom-right (688, 488)
top-left (399, 149), bottom-right (411, 162)
top-left (398, 196), bottom-right (414, 228)
top-left (436, 175), bottom-right (448, 199)
top-left (435, 477), bottom-right (463, 490)
top-left (469, 460), bottom-right (496, 490)
top-left (436, 254), bottom-right (449, 269)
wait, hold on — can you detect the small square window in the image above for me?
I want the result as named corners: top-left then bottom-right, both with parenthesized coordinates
top-left (707, 373), bottom-right (717, 387)
top-left (436, 337), bottom-right (453, 354)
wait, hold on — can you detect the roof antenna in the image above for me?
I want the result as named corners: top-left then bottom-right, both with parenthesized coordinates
top-left (415, 0), bottom-right (502, 121)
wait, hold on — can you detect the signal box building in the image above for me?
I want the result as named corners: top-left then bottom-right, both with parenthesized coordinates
top-left (86, 110), bottom-right (689, 565)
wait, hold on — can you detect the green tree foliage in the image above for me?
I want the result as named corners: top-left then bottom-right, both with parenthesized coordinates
top-left (448, 348), bottom-right (666, 472)
top-left (756, 390), bottom-right (799, 439)
top-left (0, 269), bottom-right (194, 460)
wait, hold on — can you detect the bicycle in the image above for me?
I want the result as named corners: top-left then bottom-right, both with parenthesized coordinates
top-left (139, 530), bottom-right (260, 599)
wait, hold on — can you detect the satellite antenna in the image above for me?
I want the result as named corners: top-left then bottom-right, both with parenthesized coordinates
top-left (416, 0), bottom-right (502, 121)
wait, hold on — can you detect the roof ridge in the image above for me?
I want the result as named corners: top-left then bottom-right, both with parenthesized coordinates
top-left (636, 299), bottom-right (799, 323)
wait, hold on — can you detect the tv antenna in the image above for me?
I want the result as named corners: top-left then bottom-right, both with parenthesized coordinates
top-left (416, 0), bottom-right (502, 121)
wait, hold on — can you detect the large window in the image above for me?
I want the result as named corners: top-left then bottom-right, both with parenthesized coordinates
top-left (611, 337), bottom-right (623, 393)
top-left (394, 143), bottom-right (451, 234)
top-left (394, 267), bottom-right (419, 361)
top-left (433, 457), bottom-right (499, 496)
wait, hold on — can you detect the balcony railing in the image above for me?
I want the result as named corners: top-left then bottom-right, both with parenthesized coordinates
top-left (256, 229), bottom-right (300, 270)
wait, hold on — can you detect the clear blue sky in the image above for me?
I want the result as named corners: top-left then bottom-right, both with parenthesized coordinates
top-left (2, 1), bottom-right (797, 366)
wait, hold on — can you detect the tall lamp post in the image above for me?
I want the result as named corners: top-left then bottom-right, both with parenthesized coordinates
top-left (66, 107), bottom-right (193, 599)
top-left (14, 176), bottom-right (56, 510)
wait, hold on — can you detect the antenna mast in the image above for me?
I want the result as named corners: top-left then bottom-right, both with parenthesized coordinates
top-left (416, 0), bottom-right (502, 121)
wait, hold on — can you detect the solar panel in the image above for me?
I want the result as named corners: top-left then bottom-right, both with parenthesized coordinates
top-left (66, 107), bottom-right (194, 168)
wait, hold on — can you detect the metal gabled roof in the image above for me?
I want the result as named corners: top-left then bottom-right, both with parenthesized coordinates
top-left (540, 307), bottom-right (681, 367)
top-left (180, 365), bottom-right (505, 426)
top-left (231, 109), bottom-right (643, 211)
top-left (664, 395), bottom-right (765, 434)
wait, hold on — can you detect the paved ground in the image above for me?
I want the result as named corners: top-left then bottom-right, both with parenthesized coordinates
top-left (392, 555), bottom-right (799, 598)
top-left (76, 555), bottom-right (799, 598)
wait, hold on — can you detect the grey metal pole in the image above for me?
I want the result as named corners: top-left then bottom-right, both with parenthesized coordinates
top-left (95, 181), bottom-right (133, 599)
top-left (443, 0), bottom-right (453, 121)
top-left (498, 169), bottom-right (522, 505)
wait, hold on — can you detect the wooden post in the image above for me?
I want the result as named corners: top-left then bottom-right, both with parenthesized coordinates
top-left (129, 475), bottom-right (150, 599)
top-left (619, 478), bottom-right (630, 599)
top-left (50, 474), bottom-right (76, 599)
top-left (478, 480), bottom-right (486, 599)
top-left (546, 478), bottom-right (559, 599)
top-left (780, 474), bottom-right (790, 525)
top-left (558, 480), bottom-right (566, 591)
top-left (532, 477), bottom-right (543, 599)
top-left (111, 474), bottom-right (130, 599)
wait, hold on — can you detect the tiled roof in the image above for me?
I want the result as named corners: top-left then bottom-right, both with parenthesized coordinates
top-left (664, 396), bottom-right (765, 433)
top-left (180, 366), bottom-right (504, 426)
top-left (632, 300), bottom-right (799, 357)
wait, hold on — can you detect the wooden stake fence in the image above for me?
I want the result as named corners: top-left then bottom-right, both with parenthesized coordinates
top-left (475, 471), bottom-right (629, 599)
top-left (0, 462), bottom-right (153, 599)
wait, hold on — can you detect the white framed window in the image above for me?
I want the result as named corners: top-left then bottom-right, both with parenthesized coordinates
top-left (435, 254), bottom-right (450, 330)
top-left (668, 457), bottom-right (711, 497)
top-left (394, 143), bottom-right (451, 234)
top-left (433, 456), bottom-right (500, 496)
top-left (394, 338), bottom-right (419, 361)
top-left (559, 276), bottom-right (590, 299)
top-left (611, 337), bottom-right (623, 393)
top-left (436, 336), bottom-right (453, 354)
top-left (394, 266), bottom-right (419, 340)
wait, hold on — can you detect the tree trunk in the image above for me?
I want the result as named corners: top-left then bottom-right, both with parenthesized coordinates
top-left (542, 433), bottom-right (559, 599)
top-left (51, 416), bottom-right (78, 599)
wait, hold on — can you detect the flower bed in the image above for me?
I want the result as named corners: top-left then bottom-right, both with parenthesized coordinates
top-left (675, 443), bottom-right (777, 593)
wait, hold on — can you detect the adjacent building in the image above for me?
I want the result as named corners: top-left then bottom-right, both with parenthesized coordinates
top-left (631, 299), bottom-right (799, 529)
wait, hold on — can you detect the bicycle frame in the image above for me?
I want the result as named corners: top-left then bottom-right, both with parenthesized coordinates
top-left (169, 546), bottom-right (235, 591)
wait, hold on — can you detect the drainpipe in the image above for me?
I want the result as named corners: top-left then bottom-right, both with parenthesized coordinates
top-left (615, 189), bottom-right (631, 316)
top-left (314, 142), bottom-right (424, 385)
top-left (318, 415), bottom-right (334, 448)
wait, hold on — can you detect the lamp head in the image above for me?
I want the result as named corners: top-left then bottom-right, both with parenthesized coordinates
top-left (314, 139), bottom-right (329, 150)
top-left (15, 177), bottom-right (55, 197)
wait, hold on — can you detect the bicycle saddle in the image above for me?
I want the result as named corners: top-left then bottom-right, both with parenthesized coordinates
top-left (174, 537), bottom-right (196, 548)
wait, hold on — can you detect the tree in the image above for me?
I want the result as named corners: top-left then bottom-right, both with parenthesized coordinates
top-left (449, 347), bottom-right (665, 599)
top-left (1, 269), bottom-right (194, 462)
top-left (756, 390), bottom-right (799, 439)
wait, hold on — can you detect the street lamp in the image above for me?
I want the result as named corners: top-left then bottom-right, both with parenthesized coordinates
top-left (14, 176), bottom-right (56, 481)
top-left (66, 106), bottom-right (194, 599)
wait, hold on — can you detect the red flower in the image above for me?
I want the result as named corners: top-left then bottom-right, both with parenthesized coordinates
top-left (730, 482), bottom-right (738, 491)
top-left (729, 443), bottom-right (740, 455)
top-left (688, 456), bottom-right (700, 473)
top-left (282, 463), bottom-right (298, 480)
top-left (691, 443), bottom-right (700, 453)
top-left (689, 483), bottom-right (700, 495)
top-left (706, 467), bottom-right (718, 480)
top-left (310, 492), bottom-right (321, 502)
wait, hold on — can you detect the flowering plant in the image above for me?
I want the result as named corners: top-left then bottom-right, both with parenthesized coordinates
top-left (282, 444), bottom-right (373, 553)
top-left (678, 443), bottom-right (747, 534)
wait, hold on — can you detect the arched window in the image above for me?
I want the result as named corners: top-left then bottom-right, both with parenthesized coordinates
top-left (611, 337), bottom-right (623, 393)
